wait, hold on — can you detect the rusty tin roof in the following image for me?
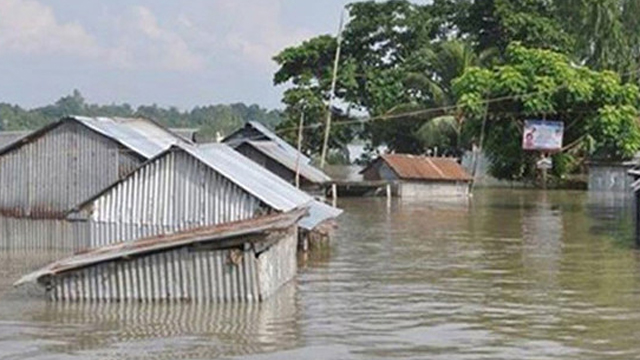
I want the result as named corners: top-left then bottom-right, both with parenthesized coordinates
top-left (371, 154), bottom-right (472, 182)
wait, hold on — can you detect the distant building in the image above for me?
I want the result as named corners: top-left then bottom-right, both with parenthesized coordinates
top-left (223, 122), bottom-right (331, 192)
top-left (360, 154), bottom-right (472, 198)
top-left (587, 160), bottom-right (637, 192)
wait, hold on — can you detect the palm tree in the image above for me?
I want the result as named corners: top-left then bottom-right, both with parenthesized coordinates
top-left (401, 40), bottom-right (495, 155)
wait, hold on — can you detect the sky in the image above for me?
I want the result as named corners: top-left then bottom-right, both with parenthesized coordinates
top-left (0, 0), bottom-right (356, 110)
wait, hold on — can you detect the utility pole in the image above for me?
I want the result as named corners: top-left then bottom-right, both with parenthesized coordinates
top-left (320, 8), bottom-right (346, 169)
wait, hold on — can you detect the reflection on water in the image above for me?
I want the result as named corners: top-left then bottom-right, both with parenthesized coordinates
top-left (0, 282), bottom-right (300, 359)
top-left (2, 189), bottom-right (640, 359)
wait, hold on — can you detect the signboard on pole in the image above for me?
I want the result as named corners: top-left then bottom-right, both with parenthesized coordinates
top-left (522, 120), bottom-right (564, 151)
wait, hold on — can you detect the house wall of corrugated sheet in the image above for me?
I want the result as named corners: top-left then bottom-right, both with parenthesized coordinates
top-left (0, 216), bottom-right (90, 251)
top-left (256, 228), bottom-right (298, 299)
top-left (47, 227), bottom-right (297, 302)
top-left (400, 181), bottom-right (470, 199)
top-left (0, 121), bottom-right (141, 217)
top-left (86, 150), bottom-right (270, 248)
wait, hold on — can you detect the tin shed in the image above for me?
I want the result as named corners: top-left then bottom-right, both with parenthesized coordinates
top-left (16, 209), bottom-right (306, 303)
top-left (68, 143), bottom-right (342, 249)
top-left (361, 154), bottom-right (472, 199)
top-left (0, 116), bottom-right (186, 218)
top-left (223, 122), bottom-right (331, 191)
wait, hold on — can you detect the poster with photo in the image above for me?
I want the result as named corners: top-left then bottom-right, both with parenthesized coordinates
top-left (522, 120), bottom-right (564, 151)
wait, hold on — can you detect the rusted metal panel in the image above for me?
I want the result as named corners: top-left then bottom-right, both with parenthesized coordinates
top-left (361, 154), bottom-right (472, 182)
top-left (17, 210), bottom-right (303, 302)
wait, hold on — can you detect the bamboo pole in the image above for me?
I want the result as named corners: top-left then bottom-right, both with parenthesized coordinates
top-left (320, 9), bottom-right (345, 169)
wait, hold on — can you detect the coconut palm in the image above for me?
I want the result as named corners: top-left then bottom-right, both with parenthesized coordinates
top-left (401, 40), bottom-right (496, 155)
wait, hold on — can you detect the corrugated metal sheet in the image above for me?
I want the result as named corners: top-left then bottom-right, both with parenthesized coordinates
top-left (188, 144), bottom-right (313, 212)
top-left (0, 121), bottom-right (142, 217)
top-left (16, 210), bottom-right (302, 302)
top-left (72, 144), bottom-right (341, 247)
top-left (0, 130), bottom-right (31, 150)
top-left (224, 121), bottom-right (312, 164)
top-left (240, 141), bottom-right (331, 184)
top-left (0, 216), bottom-right (90, 251)
top-left (169, 128), bottom-right (199, 142)
top-left (363, 154), bottom-right (472, 182)
top-left (74, 116), bottom-right (186, 159)
top-left (85, 148), bottom-right (269, 247)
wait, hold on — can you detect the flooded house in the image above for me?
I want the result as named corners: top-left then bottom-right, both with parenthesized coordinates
top-left (588, 160), bottom-right (637, 192)
top-left (0, 116), bottom-right (187, 250)
top-left (223, 121), bottom-right (331, 193)
top-left (360, 154), bottom-right (472, 199)
top-left (15, 209), bottom-right (306, 302)
top-left (66, 143), bottom-right (342, 249)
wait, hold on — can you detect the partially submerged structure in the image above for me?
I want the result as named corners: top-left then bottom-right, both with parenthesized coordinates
top-left (223, 121), bottom-right (331, 192)
top-left (0, 116), bottom-right (188, 251)
top-left (0, 116), bottom-right (186, 218)
top-left (15, 209), bottom-right (306, 302)
top-left (361, 154), bottom-right (472, 198)
top-left (588, 160), bottom-right (637, 192)
top-left (67, 143), bottom-right (342, 249)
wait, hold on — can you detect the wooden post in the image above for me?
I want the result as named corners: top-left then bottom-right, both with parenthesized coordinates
top-left (541, 152), bottom-right (548, 190)
top-left (332, 183), bottom-right (338, 207)
top-left (386, 183), bottom-right (392, 209)
top-left (295, 109), bottom-right (304, 189)
top-left (636, 188), bottom-right (640, 247)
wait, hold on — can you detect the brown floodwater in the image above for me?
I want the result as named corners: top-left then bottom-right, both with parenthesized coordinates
top-left (1, 189), bottom-right (640, 360)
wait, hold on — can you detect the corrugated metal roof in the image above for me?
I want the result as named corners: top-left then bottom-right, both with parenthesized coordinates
top-left (15, 209), bottom-right (306, 287)
top-left (299, 200), bottom-right (342, 230)
top-left (246, 121), bottom-right (311, 163)
top-left (368, 154), bottom-right (472, 182)
top-left (174, 143), bottom-right (342, 230)
top-left (0, 130), bottom-right (31, 150)
top-left (74, 116), bottom-right (186, 158)
top-left (243, 141), bottom-right (331, 184)
top-left (169, 128), bottom-right (199, 142)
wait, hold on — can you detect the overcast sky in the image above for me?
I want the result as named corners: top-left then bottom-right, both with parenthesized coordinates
top-left (0, 0), bottom-right (357, 110)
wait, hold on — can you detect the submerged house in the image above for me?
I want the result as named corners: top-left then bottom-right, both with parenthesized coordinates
top-left (0, 116), bottom-right (187, 250)
top-left (361, 154), bottom-right (472, 198)
top-left (223, 121), bottom-right (331, 192)
top-left (0, 116), bottom-right (186, 218)
top-left (67, 143), bottom-right (342, 249)
top-left (16, 209), bottom-right (306, 303)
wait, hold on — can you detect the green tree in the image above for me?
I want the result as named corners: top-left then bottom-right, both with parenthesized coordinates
top-left (453, 43), bottom-right (640, 182)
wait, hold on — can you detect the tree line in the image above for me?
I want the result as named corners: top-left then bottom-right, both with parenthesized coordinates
top-left (0, 90), bottom-right (282, 141)
top-left (273, 0), bottom-right (640, 183)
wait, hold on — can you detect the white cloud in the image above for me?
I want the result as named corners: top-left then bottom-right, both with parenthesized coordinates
top-left (190, 0), bottom-right (314, 70)
top-left (0, 0), bottom-right (99, 56)
top-left (125, 6), bottom-right (205, 71)
top-left (0, 0), bottom-right (204, 72)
